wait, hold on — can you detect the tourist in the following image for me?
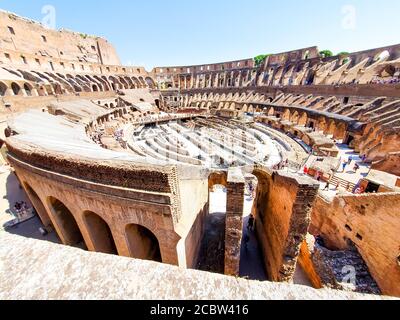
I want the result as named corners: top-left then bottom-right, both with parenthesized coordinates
top-left (361, 154), bottom-right (367, 163)
top-left (348, 156), bottom-right (353, 165)
top-left (342, 161), bottom-right (347, 172)
top-left (354, 186), bottom-right (365, 194)
top-left (323, 182), bottom-right (330, 191)
top-left (247, 214), bottom-right (255, 231)
top-left (354, 163), bottom-right (360, 173)
top-left (316, 172), bottom-right (322, 182)
top-left (303, 166), bottom-right (309, 175)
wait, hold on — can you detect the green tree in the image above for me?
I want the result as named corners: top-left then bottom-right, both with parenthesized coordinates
top-left (254, 54), bottom-right (270, 67)
top-left (337, 52), bottom-right (350, 56)
top-left (319, 50), bottom-right (333, 58)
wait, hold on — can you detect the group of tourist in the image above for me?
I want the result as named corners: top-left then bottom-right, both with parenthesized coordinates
top-left (113, 129), bottom-right (128, 149)
top-left (340, 154), bottom-right (366, 173)
top-left (272, 159), bottom-right (289, 170)
top-left (13, 201), bottom-right (32, 220)
top-left (370, 77), bottom-right (400, 85)
top-left (90, 130), bottom-right (104, 146)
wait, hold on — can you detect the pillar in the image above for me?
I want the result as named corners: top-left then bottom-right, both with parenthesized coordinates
top-left (224, 168), bottom-right (245, 276)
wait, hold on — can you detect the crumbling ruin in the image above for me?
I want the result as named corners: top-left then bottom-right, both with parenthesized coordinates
top-left (0, 10), bottom-right (399, 299)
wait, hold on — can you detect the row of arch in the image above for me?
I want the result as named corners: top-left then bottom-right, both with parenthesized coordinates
top-left (24, 183), bottom-right (162, 263)
top-left (0, 68), bottom-right (157, 97)
top-left (161, 50), bottom-right (399, 90)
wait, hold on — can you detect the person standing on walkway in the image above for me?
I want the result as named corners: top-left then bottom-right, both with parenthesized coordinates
top-left (248, 214), bottom-right (255, 231)
top-left (323, 182), bottom-right (330, 191)
top-left (342, 161), bottom-right (347, 172)
top-left (348, 156), bottom-right (353, 165)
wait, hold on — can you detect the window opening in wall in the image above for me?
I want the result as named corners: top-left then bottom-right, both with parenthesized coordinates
top-left (41, 35), bottom-right (47, 42)
top-left (345, 224), bottom-right (352, 232)
top-left (21, 56), bottom-right (27, 64)
top-left (365, 182), bottom-right (380, 193)
top-left (8, 26), bottom-right (15, 35)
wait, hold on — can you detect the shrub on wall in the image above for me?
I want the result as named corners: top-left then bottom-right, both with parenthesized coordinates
top-left (254, 54), bottom-right (271, 67)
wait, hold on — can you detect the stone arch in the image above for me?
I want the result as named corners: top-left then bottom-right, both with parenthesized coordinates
top-left (325, 119), bottom-right (337, 136)
top-left (47, 196), bottom-right (85, 248)
top-left (23, 183), bottom-right (52, 228)
top-left (208, 172), bottom-right (228, 191)
top-left (248, 105), bottom-right (254, 113)
top-left (118, 77), bottom-right (129, 89)
top-left (0, 81), bottom-right (8, 96)
top-left (145, 77), bottom-right (156, 89)
top-left (267, 107), bottom-right (275, 116)
top-left (333, 122), bottom-right (347, 140)
top-left (125, 224), bottom-right (162, 262)
top-left (282, 109), bottom-right (291, 120)
top-left (317, 116), bottom-right (328, 132)
top-left (92, 84), bottom-right (99, 92)
top-left (82, 211), bottom-right (118, 255)
top-left (298, 112), bottom-right (308, 126)
top-left (131, 76), bottom-right (141, 88)
top-left (11, 82), bottom-right (21, 96)
top-left (290, 111), bottom-right (300, 124)
top-left (23, 83), bottom-right (33, 96)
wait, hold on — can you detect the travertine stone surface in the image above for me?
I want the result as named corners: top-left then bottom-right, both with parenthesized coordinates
top-left (0, 233), bottom-right (395, 300)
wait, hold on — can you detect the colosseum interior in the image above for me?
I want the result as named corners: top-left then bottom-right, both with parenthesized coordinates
top-left (0, 9), bottom-right (399, 300)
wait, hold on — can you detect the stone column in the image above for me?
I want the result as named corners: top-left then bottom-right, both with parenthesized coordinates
top-left (224, 168), bottom-right (245, 276)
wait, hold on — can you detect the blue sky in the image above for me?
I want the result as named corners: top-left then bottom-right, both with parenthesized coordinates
top-left (1, 0), bottom-right (399, 70)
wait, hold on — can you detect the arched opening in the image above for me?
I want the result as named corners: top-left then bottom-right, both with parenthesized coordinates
top-left (239, 173), bottom-right (265, 280)
top-left (0, 82), bottom-right (7, 96)
top-left (145, 77), bottom-right (156, 89)
top-left (23, 183), bottom-right (52, 228)
top-left (11, 82), bottom-right (21, 96)
top-left (92, 84), bottom-right (99, 92)
top-left (83, 211), bottom-right (117, 255)
top-left (47, 196), bottom-right (86, 248)
top-left (23, 83), bottom-right (33, 96)
top-left (197, 173), bottom-right (228, 273)
top-left (250, 169), bottom-right (273, 279)
top-left (125, 224), bottom-right (161, 262)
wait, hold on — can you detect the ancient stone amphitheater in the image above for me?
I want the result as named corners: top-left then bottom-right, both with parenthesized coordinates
top-left (0, 10), bottom-right (399, 299)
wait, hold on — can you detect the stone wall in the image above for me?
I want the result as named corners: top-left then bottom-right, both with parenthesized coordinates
top-left (254, 170), bottom-right (319, 282)
top-left (224, 169), bottom-right (245, 276)
top-left (6, 141), bottom-right (174, 192)
top-left (0, 10), bottom-right (120, 65)
top-left (0, 233), bottom-right (395, 300)
top-left (310, 193), bottom-right (400, 297)
top-left (8, 155), bottom-right (184, 266)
